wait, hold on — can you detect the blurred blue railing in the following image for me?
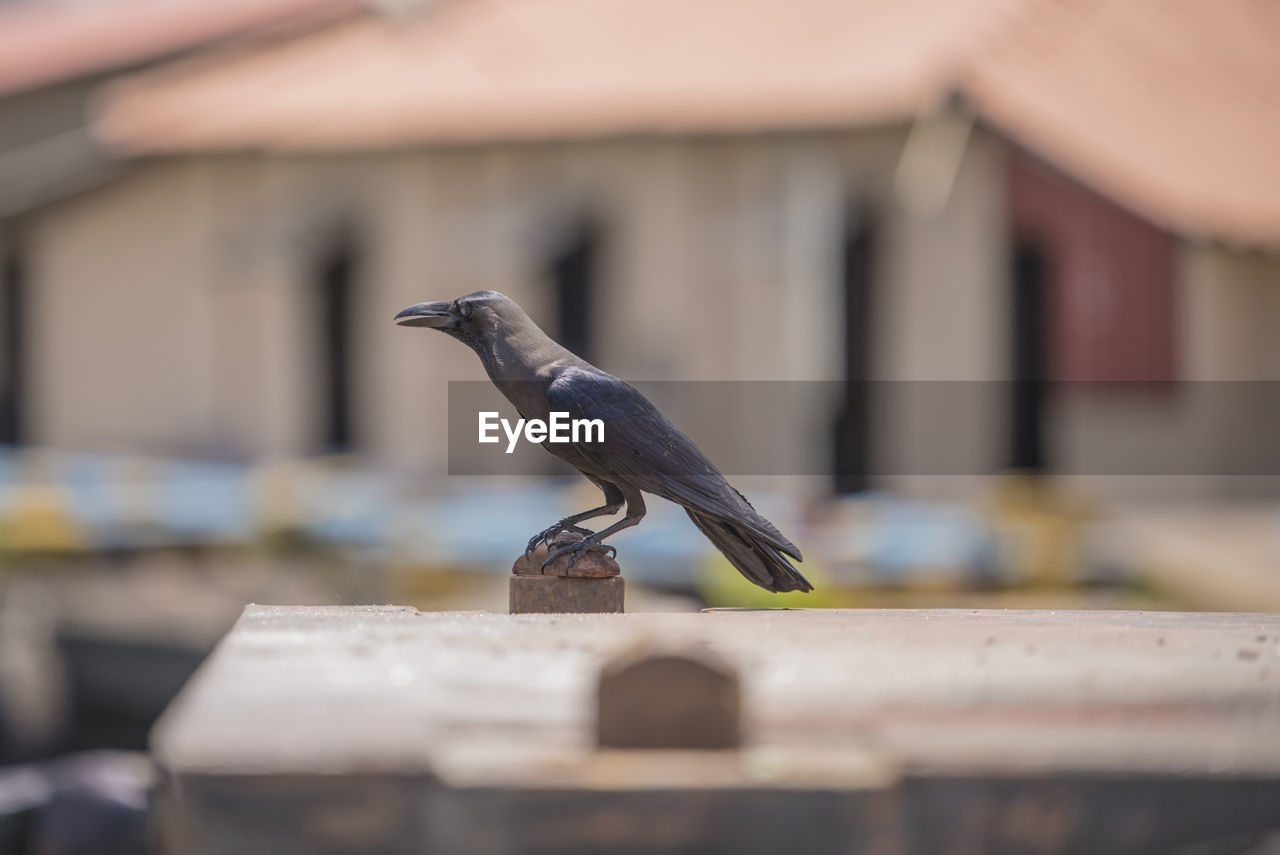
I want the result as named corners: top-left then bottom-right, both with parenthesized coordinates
top-left (0, 447), bottom-right (997, 587)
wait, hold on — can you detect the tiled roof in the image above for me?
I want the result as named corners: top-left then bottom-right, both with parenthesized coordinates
top-left (0, 0), bottom-right (361, 98)
top-left (94, 0), bottom-right (1021, 147)
top-left (963, 0), bottom-right (1280, 247)
top-left (91, 0), bottom-right (1280, 245)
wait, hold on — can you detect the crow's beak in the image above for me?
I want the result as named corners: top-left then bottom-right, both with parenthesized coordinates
top-left (395, 301), bottom-right (454, 328)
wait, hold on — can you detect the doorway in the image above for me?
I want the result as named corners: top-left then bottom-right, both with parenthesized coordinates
top-left (315, 236), bottom-right (358, 453)
top-left (1009, 239), bottom-right (1049, 471)
top-left (0, 242), bottom-right (26, 445)
top-left (833, 205), bottom-right (877, 493)
top-left (546, 218), bottom-right (602, 362)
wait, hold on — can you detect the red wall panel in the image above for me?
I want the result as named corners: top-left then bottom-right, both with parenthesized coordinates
top-left (1008, 150), bottom-right (1178, 383)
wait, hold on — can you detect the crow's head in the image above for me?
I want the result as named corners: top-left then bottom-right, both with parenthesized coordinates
top-left (394, 290), bottom-right (520, 348)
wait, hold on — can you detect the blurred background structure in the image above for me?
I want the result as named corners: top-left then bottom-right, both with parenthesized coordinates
top-left (0, 0), bottom-right (1278, 849)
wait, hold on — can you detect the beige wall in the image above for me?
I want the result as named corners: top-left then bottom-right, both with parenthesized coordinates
top-left (29, 161), bottom-right (215, 454)
top-left (25, 127), bottom-right (1275, 499)
top-left (1052, 244), bottom-right (1280, 501)
top-left (25, 129), bottom-right (1002, 477)
top-left (1181, 244), bottom-right (1280, 381)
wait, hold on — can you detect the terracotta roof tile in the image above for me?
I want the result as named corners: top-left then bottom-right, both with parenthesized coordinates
top-left (90, 0), bottom-right (1280, 245)
top-left (963, 0), bottom-right (1280, 246)
top-left (95, 0), bottom-right (1022, 148)
top-left (0, 0), bottom-right (361, 98)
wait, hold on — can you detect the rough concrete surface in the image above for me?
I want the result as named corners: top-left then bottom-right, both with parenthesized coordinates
top-left (153, 606), bottom-right (1280, 854)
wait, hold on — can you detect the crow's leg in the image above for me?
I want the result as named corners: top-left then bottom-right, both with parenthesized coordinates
top-left (525, 481), bottom-right (625, 556)
top-left (543, 487), bottom-right (646, 570)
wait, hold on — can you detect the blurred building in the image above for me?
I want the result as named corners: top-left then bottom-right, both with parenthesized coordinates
top-left (2, 0), bottom-right (1278, 499)
top-left (0, 0), bottom-right (359, 444)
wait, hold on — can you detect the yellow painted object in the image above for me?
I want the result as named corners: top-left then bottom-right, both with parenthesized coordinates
top-left (698, 550), bottom-right (840, 609)
top-left (0, 484), bottom-right (87, 554)
top-left (986, 473), bottom-right (1095, 585)
top-left (385, 563), bottom-right (487, 609)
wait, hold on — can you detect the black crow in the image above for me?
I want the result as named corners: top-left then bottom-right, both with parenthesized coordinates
top-left (395, 290), bottom-right (812, 593)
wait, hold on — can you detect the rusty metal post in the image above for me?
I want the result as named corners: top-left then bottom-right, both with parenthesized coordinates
top-left (596, 645), bottom-right (741, 749)
top-left (509, 533), bottom-right (624, 614)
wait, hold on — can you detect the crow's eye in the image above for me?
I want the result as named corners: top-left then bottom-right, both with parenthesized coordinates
top-left (459, 302), bottom-right (473, 319)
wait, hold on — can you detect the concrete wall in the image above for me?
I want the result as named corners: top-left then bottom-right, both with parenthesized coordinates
top-left (20, 126), bottom-right (1276, 499)
top-left (1182, 245), bottom-right (1280, 382)
top-left (22, 127), bottom-right (1008, 486)
top-left (1052, 244), bottom-right (1280, 501)
top-left (28, 160), bottom-right (217, 455)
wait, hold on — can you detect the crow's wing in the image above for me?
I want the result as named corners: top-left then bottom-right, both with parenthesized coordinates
top-left (546, 367), bottom-right (801, 560)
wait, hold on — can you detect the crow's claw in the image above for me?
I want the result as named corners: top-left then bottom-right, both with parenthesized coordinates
top-left (540, 536), bottom-right (617, 570)
top-left (524, 531), bottom-right (547, 558)
top-left (547, 536), bottom-right (616, 559)
top-left (525, 521), bottom-right (594, 557)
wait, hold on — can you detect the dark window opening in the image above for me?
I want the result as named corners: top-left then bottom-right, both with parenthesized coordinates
top-left (1009, 239), bottom-right (1049, 471)
top-left (316, 238), bottom-right (358, 453)
top-left (833, 205), bottom-right (877, 494)
top-left (547, 219), bottom-right (601, 362)
top-left (0, 244), bottom-right (26, 446)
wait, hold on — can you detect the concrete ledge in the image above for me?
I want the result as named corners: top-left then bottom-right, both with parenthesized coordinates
top-left (152, 606), bottom-right (1280, 853)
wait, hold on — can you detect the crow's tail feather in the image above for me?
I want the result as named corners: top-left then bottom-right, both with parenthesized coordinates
top-left (686, 509), bottom-right (814, 593)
